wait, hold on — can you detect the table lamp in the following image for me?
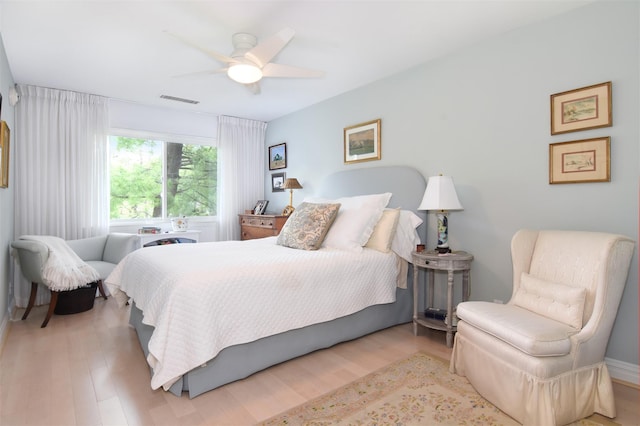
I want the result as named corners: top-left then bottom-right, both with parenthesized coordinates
top-left (418, 175), bottom-right (463, 253)
top-left (282, 178), bottom-right (303, 216)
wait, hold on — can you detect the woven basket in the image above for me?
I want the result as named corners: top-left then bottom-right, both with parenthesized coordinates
top-left (54, 282), bottom-right (98, 315)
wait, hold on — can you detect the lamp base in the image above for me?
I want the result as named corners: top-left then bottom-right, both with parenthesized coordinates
top-left (282, 205), bottom-right (295, 216)
top-left (435, 212), bottom-right (451, 254)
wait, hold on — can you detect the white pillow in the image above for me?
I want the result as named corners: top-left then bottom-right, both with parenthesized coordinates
top-left (512, 272), bottom-right (587, 330)
top-left (365, 208), bottom-right (401, 253)
top-left (305, 193), bottom-right (392, 252)
top-left (391, 210), bottom-right (423, 262)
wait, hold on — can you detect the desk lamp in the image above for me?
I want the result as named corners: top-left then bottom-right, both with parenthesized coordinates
top-left (282, 178), bottom-right (303, 216)
top-left (418, 175), bottom-right (463, 253)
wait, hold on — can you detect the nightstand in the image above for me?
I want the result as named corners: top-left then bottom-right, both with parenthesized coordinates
top-left (238, 214), bottom-right (288, 240)
top-left (412, 250), bottom-right (473, 348)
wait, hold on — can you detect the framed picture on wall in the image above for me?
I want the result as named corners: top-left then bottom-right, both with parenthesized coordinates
top-left (344, 119), bottom-right (381, 164)
top-left (550, 82), bottom-right (612, 135)
top-left (271, 172), bottom-right (285, 192)
top-left (269, 143), bottom-right (287, 170)
top-left (549, 137), bottom-right (610, 184)
top-left (0, 121), bottom-right (9, 188)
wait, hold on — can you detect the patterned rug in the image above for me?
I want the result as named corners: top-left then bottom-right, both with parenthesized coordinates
top-left (262, 352), bottom-right (620, 426)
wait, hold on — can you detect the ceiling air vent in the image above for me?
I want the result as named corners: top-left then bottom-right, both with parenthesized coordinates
top-left (160, 94), bottom-right (200, 105)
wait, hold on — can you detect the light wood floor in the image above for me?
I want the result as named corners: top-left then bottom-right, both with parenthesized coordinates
top-left (1, 298), bottom-right (638, 426)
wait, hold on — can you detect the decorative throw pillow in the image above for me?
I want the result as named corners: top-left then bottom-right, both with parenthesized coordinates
top-left (512, 272), bottom-right (587, 330)
top-left (276, 202), bottom-right (341, 250)
top-left (365, 208), bottom-right (401, 253)
top-left (305, 193), bottom-right (392, 252)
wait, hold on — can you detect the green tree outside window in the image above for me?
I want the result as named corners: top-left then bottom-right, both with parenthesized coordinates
top-left (110, 136), bottom-right (217, 220)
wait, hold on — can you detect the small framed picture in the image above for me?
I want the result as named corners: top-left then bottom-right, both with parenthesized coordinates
top-left (549, 137), bottom-right (610, 184)
top-left (344, 119), bottom-right (381, 164)
top-left (0, 121), bottom-right (9, 188)
top-left (268, 143), bottom-right (287, 170)
top-left (271, 172), bottom-right (285, 192)
top-left (550, 82), bottom-right (612, 135)
top-left (253, 200), bottom-right (269, 215)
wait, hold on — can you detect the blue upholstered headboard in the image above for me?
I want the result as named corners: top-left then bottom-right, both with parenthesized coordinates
top-left (316, 166), bottom-right (427, 241)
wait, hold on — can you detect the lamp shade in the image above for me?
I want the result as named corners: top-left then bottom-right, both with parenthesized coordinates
top-left (418, 175), bottom-right (463, 211)
top-left (283, 178), bottom-right (303, 189)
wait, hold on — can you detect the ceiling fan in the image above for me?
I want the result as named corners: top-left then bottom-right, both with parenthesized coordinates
top-left (167, 27), bottom-right (324, 94)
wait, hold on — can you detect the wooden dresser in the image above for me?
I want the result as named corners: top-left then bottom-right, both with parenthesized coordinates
top-left (238, 214), bottom-right (288, 240)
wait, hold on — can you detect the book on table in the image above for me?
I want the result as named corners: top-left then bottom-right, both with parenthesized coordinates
top-left (424, 307), bottom-right (447, 320)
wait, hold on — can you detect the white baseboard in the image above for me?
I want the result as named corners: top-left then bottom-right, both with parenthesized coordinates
top-left (606, 357), bottom-right (639, 386)
top-left (0, 300), bottom-right (19, 355)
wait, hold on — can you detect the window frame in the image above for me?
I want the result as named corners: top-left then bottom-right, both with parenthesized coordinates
top-left (108, 128), bottom-right (217, 225)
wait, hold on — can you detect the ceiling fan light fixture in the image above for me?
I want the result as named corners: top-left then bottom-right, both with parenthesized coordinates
top-left (227, 63), bottom-right (263, 84)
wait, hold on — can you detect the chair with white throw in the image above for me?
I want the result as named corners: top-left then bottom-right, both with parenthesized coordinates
top-left (449, 229), bottom-right (634, 425)
top-left (12, 233), bottom-right (140, 327)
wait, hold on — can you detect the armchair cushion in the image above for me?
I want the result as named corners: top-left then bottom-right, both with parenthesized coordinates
top-left (456, 301), bottom-right (576, 356)
top-left (85, 261), bottom-right (118, 280)
top-left (512, 272), bottom-right (586, 330)
top-left (66, 235), bottom-right (108, 262)
top-left (66, 233), bottom-right (141, 278)
top-left (103, 233), bottom-right (141, 264)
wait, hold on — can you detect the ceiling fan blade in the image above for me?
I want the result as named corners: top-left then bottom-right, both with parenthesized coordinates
top-left (245, 27), bottom-right (295, 68)
top-left (164, 30), bottom-right (237, 65)
top-left (262, 63), bottom-right (325, 78)
top-left (172, 68), bottom-right (228, 79)
top-left (243, 82), bottom-right (261, 95)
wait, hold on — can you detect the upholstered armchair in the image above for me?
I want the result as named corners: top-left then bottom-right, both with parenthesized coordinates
top-left (450, 229), bottom-right (634, 425)
top-left (12, 233), bottom-right (141, 327)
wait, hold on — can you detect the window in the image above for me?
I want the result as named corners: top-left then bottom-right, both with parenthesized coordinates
top-left (109, 134), bottom-right (217, 221)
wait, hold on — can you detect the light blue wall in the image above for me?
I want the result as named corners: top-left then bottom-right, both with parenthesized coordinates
top-left (0, 33), bottom-right (16, 341)
top-left (265, 1), bottom-right (639, 365)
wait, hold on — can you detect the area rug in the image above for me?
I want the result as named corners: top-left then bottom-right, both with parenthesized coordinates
top-left (262, 352), bottom-right (620, 426)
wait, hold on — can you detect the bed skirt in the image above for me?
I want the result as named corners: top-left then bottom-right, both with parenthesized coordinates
top-left (129, 278), bottom-right (415, 398)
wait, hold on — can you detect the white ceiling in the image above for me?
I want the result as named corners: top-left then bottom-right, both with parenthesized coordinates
top-left (0, 1), bottom-right (593, 122)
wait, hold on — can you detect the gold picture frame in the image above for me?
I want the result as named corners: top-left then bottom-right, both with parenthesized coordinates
top-left (0, 121), bottom-right (9, 188)
top-left (550, 82), bottom-right (612, 135)
top-left (549, 137), bottom-right (610, 184)
top-left (344, 119), bottom-right (381, 164)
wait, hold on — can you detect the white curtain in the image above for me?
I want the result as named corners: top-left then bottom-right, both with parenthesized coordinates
top-left (13, 85), bottom-right (110, 307)
top-left (217, 115), bottom-right (267, 241)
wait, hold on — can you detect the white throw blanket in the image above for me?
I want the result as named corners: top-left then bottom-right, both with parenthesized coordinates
top-left (20, 235), bottom-right (100, 291)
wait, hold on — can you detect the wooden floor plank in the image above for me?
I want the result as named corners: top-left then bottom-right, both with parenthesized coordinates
top-left (1, 299), bottom-right (638, 425)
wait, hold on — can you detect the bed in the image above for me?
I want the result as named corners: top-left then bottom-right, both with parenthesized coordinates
top-left (106, 165), bottom-right (427, 398)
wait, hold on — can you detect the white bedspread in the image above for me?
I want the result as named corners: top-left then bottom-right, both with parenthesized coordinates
top-left (105, 237), bottom-right (399, 391)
